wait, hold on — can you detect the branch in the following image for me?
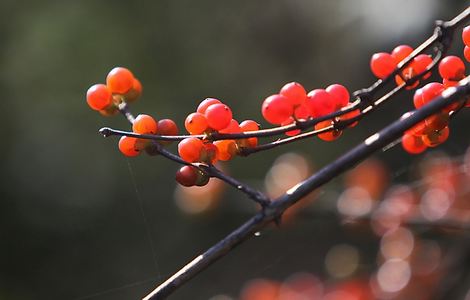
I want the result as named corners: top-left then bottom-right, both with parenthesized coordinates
top-left (115, 105), bottom-right (271, 208)
top-left (142, 76), bottom-right (470, 300)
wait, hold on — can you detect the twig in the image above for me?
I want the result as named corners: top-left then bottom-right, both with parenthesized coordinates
top-left (115, 105), bottom-right (271, 208)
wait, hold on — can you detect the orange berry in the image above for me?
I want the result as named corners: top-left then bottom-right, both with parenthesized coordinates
top-left (106, 67), bottom-right (135, 94)
top-left (424, 112), bottom-right (449, 131)
top-left (214, 140), bottom-right (238, 161)
top-left (123, 78), bottom-right (143, 103)
top-left (239, 120), bottom-right (259, 148)
top-left (157, 119), bottom-right (179, 146)
top-left (315, 120), bottom-right (342, 141)
top-left (394, 67), bottom-right (419, 90)
top-left (132, 114), bottom-right (158, 134)
top-left (185, 112), bottom-right (208, 134)
top-left (421, 127), bottom-right (450, 147)
top-left (86, 84), bottom-right (112, 111)
top-left (178, 137), bottom-right (204, 162)
top-left (205, 103), bottom-right (233, 130)
top-left (219, 119), bottom-right (241, 134)
top-left (201, 143), bottom-right (219, 164)
top-left (340, 109), bottom-right (360, 127)
top-left (197, 98), bottom-right (222, 114)
top-left (118, 136), bottom-right (140, 157)
top-left (281, 117), bottom-right (301, 136)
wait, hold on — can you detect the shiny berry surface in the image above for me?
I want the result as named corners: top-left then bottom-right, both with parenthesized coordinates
top-left (326, 84), bottom-right (349, 110)
top-left (370, 52), bottom-right (396, 79)
top-left (261, 94), bottom-right (293, 125)
top-left (205, 103), bottom-right (233, 130)
top-left (197, 98), bottom-right (222, 114)
top-left (133, 114), bottom-right (158, 134)
top-left (280, 82), bottom-right (307, 106)
top-left (86, 84), bottom-right (112, 111)
top-left (306, 89), bottom-right (335, 118)
top-left (118, 136), bottom-right (140, 157)
top-left (438, 56), bottom-right (465, 80)
top-left (106, 67), bottom-right (135, 94)
top-left (185, 112), bottom-right (208, 134)
top-left (178, 137), bottom-right (204, 162)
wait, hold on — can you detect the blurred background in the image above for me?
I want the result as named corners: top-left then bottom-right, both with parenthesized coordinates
top-left (1, 0), bottom-right (469, 299)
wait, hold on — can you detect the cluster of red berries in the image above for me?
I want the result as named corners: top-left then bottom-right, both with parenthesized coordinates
top-left (86, 67), bottom-right (179, 157)
top-left (179, 99), bottom-right (260, 162)
top-left (463, 26), bottom-right (470, 62)
top-left (370, 45), bottom-right (433, 89)
top-left (86, 67), bottom-right (143, 116)
top-left (402, 53), bottom-right (468, 154)
top-left (262, 82), bottom-right (359, 141)
top-left (87, 23), bottom-right (470, 187)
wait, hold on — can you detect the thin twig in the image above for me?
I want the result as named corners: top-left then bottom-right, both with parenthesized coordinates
top-left (115, 105), bottom-right (271, 208)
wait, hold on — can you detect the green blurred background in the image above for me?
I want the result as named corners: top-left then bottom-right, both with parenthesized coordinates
top-left (0, 1), bottom-right (468, 299)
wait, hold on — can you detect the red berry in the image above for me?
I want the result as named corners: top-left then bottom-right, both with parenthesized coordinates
top-left (201, 143), bottom-right (219, 164)
top-left (178, 137), bottom-right (204, 162)
top-left (123, 78), bottom-right (143, 103)
top-left (442, 78), bottom-right (458, 88)
top-left (175, 166), bottom-right (198, 187)
top-left (315, 120), bottom-right (342, 141)
top-left (340, 109), bottom-right (361, 128)
top-left (326, 84), bottom-right (350, 110)
top-left (402, 132), bottom-right (426, 154)
top-left (421, 127), bottom-right (450, 147)
top-left (412, 54), bottom-right (433, 79)
top-left (239, 120), bottom-right (259, 148)
top-left (214, 140), bottom-right (238, 161)
top-left (219, 119), bottom-right (241, 134)
top-left (185, 112), bottom-right (208, 134)
top-left (424, 112), bottom-right (449, 131)
top-left (421, 82), bottom-right (444, 106)
top-left (294, 103), bottom-right (311, 120)
top-left (407, 121), bottom-right (429, 137)
top-left (438, 56), bottom-right (465, 81)
top-left (413, 88), bottom-right (424, 109)
top-left (106, 67), bottom-right (135, 94)
top-left (306, 89), bottom-right (335, 118)
top-left (281, 117), bottom-right (301, 136)
top-left (463, 26), bottom-right (470, 47)
top-left (132, 114), bottom-right (158, 134)
top-left (279, 82), bottom-right (307, 106)
top-left (391, 45), bottom-right (413, 64)
top-left (118, 136), bottom-right (140, 157)
top-left (395, 67), bottom-right (419, 90)
top-left (370, 52), bottom-right (397, 79)
top-left (261, 94), bottom-right (293, 125)
top-left (240, 120), bottom-right (259, 132)
top-left (158, 119), bottom-right (179, 145)
top-left (464, 46), bottom-right (470, 62)
top-left (86, 84), bottom-right (112, 111)
top-left (197, 98), bottom-right (222, 114)
top-left (205, 103), bottom-right (233, 130)
top-left (158, 119), bottom-right (179, 136)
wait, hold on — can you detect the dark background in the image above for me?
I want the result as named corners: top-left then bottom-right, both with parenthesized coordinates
top-left (0, 1), bottom-right (468, 299)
